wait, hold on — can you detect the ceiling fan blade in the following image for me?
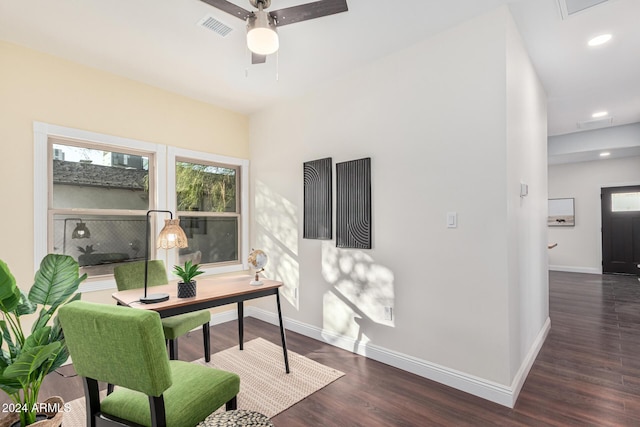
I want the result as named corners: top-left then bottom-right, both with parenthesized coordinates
top-left (252, 52), bottom-right (267, 64)
top-left (270, 0), bottom-right (348, 27)
top-left (199, 0), bottom-right (252, 20)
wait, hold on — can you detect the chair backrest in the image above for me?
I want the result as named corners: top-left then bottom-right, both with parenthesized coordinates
top-left (113, 260), bottom-right (168, 291)
top-left (59, 301), bottom-right (172, 397)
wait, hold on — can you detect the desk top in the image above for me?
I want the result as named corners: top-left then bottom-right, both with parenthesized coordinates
top-left (112, 275), bottom-right (283, 311)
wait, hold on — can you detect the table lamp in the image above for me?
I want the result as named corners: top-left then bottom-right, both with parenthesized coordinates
top-left (141, 210), bottom-right (189, 304)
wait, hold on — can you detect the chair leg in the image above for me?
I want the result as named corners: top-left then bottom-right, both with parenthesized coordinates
top-left (82, 377), bottom-right (101, 427)
top-left (149, 395), bottom-right (167, 427)
top-left (225, 396), bottom-right (237, 411)
top-left (203, 323), bottom-right (210, 363)
top-left (168, 338), bottom-right (178, 360)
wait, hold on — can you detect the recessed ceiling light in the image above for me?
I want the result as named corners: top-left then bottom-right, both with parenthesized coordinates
top-left (592, 111), bottom-right (608, 118)
top-left (588, 34), bottom-right (612, 46)
top-left (600, 152), bottom-right (611, 157)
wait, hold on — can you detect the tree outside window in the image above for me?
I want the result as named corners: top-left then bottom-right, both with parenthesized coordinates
top-left (176, 160), bottom-right (240, 266)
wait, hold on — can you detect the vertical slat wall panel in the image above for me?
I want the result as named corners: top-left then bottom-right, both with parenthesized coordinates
top-left (336, 158), bottom-right (371, 249)
top-left (303, 157), bottom-right (332, 239)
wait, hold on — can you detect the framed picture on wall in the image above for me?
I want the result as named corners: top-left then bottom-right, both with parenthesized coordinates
top-left (548, 198), bottom-right (575, 226)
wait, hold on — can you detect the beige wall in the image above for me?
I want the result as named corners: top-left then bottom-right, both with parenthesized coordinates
top-left (0, 40), bottom-right (249, 290)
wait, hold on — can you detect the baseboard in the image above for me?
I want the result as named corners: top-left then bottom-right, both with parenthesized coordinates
top-left (246, 306), bottom-right (548, 408)
top-left (507, 316), bottom-right (551, 406)
top-left (549, 265), bottom-right (602, 274)
top-left (210, 309), bottom-right (239, 325)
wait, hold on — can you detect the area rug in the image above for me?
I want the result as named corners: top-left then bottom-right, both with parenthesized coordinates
top-left (62, 337), bottom-right (344, 426)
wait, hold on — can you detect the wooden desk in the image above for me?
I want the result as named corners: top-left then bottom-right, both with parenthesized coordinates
top-left (112, 275), bottom-right (289, 373)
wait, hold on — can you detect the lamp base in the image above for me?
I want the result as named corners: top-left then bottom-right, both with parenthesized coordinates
top-left (140, 293), bottom-right (170, 304)
top-left (250, 280), bottom-right (263, 286)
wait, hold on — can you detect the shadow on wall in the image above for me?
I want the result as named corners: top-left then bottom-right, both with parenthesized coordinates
top-left (321, 242), bottom-right (395, 353)
top-left (255, 180), bottom-right (300, 309)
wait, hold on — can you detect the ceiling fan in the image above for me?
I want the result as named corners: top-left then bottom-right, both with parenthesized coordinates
top-left (200, 0), bottom-right (349, 64)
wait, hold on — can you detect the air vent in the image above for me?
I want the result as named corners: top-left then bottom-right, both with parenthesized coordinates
top-left (577, 116), bottom-right (613, 130)
top-left (198, 15), bottom-right (233, 37)
top-left (557, 0), bottom-right (609, 19)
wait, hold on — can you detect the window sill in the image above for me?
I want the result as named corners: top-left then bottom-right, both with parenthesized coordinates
top-left (78, 262), bottom-right (247, 293)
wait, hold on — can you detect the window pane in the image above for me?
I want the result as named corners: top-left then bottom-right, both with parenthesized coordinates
top-left (612, 192), bottom-right (640, 212)
top-left (53, 214), bottom-right (146, 277)
top-left (179, 217), bottom-right (238, 264)
top-left (176, 161), bottom-right (237, 213)
top-left (52, 143), bottom-right (149, 210)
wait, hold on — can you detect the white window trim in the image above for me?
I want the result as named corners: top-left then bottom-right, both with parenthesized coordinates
top-left (167, 146), bottom-right (249, 276)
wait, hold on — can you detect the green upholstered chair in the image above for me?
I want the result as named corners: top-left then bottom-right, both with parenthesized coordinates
top-left (59, 301), bottom-right (240, 427)
top-left (114, 260), bottom-right (211, 362)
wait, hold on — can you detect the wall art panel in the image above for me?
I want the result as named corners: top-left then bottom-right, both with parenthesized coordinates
top-left (336, 157), bottom-right (371, 249)
top-left (303, 157), bottom-right (332, 239)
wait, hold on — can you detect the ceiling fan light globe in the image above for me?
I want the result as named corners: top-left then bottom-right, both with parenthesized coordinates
top-left (246, 10), bottom-right (278, 55)
top-left (247, 28), bottom-right (279, 55)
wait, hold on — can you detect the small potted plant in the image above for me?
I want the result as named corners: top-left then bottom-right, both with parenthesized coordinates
top-left (173, 260), bottom-right (204, 298)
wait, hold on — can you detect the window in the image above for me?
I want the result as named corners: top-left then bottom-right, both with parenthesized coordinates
top-left (49, 139), bottom-right (153, 278)
top-left (176, 160), bottom-right (239, 265)
top-left (168, 147), bottom-right (249, 277)
top-left (35, 123), bottom-right (248, 292)
top-left (611, 192), bottom-right (640, 212)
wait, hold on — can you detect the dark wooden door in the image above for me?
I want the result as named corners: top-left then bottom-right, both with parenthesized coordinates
top-left (601, 185), bottom-right (640, 275)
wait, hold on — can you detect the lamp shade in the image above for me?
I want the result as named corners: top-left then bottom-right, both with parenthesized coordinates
top-left (71, 221), bottom-right (90, 239)
top-left (247, 10), bottom-right (279, 55)
top-left (157, 219), bottom-right (188, 249)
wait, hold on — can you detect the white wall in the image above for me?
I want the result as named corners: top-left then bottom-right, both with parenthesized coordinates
top-left (505, 12), bottom-right (549, 392)
top-left (249, 6), bottom-right (547, 407)
top-left (548, 156), bottom-right (640, 273)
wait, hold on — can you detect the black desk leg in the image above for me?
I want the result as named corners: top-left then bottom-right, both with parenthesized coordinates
top-left (238, 301), bottom-right (244, 350)
top-left (276, 290), bottom-right (290, 373)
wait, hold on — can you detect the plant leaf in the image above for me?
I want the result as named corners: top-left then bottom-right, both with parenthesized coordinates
top-left (0, 368), bottom-right (22, 395)
top-left (42, 316), bottom-right (70, 374)
top-left (173, 261), bottom-right (204, 282)
top-left (15, 290), bottom-right (36, 317)
top-left (0, 260), bottom-right (21, 314)
top-left (29, 254), bottom-right (82, 308)
top-left (3, 342), bottom-right (61, 380)
top-left (23, 327), bottom-right (52, 350)
top-left (47, 341), bottom-right (68, 375)
top-left (0, 348), bottom-right (11, 367)
top-left (0, 320), bottom-right (17, 359)
top-left (32, 291), bottom-right (82, 333)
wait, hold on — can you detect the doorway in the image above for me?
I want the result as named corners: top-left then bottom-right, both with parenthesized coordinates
top-left (601, 185), bottom-right (640, 275)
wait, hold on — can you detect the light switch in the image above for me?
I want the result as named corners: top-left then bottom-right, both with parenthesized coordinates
top-left (447, 212), bottom-right (457, 228)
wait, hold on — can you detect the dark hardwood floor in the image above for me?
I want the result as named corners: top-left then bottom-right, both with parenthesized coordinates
top-left (9, 271), bottom-right (640, 426)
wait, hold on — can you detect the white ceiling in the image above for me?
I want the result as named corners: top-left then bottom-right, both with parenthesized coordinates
top-left (1, 0), bottom-right (639, 144)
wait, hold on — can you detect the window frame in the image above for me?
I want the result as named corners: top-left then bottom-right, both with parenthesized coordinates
top-left (34, 122), bottom-right (248, 292)
top-left (168, 146), bottom-right (249, 277)
top-left (49, 138), bottom-right (156, 281)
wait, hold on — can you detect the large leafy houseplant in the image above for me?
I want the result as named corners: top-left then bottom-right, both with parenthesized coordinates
top-left (0, 254), bottom-right (85, 426)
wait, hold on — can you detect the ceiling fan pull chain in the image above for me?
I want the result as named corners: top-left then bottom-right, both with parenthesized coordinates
top-left (245, 43), bottom-right (250, 78)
